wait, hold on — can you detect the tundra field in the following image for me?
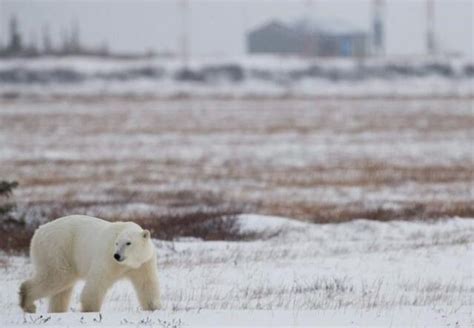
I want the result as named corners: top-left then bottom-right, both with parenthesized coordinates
top-left (0, 98), bottom-right (473, 227)
top-left (0, 97), bottom-right (473, 326)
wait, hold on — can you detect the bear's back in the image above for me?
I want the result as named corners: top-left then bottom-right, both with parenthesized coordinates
top-left (31, 216), bottom-right (112, 271)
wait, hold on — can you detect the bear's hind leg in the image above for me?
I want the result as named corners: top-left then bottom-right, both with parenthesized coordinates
top-left (19, 279), bottom-right (37, 313)
top-left (20, 273), bottom-right (75, 313)
top-left (49, 286), bottom-right (75, 313)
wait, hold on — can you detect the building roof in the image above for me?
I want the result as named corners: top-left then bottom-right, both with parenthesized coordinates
top-left (251, 17), bottom-right (366, 37)
top-left (293, 17), bottom-right (366, 35)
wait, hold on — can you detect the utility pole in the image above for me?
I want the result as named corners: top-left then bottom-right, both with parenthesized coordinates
top-left (303, 0), bottom-right (316, 57)
top-left (42, 24), bottom-right (52, 54)
top-left (242, 2), bottom-right (249, 54)
top-left (372, 0), bottom-right (385, 56)
top-left (179, 0), bottom-right (190, 68)
top-left (71, 20), bottom-right (81, 54)
top-left (426, 0), bottom-right (436, 56)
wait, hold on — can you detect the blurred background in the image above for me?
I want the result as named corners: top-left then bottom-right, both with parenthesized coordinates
top-left (0, 0), bottom-right (473, 251)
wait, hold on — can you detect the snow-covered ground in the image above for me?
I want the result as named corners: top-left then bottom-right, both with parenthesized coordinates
top-left (1, 215), bottom-right (473, 326)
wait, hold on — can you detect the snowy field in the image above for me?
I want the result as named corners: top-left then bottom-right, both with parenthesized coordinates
top-left (0, 97), bottom-right (472, 225)
top-left (1, 215), bottom-right (473, 326)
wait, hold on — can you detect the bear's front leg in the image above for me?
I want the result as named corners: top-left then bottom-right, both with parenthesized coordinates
top-left (128, 257), bottom-right (161, 311)
top-left (80, 274), bottom-right (113, 312)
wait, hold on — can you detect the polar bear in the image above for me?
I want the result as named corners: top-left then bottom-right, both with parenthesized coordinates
top-left (19, 215), bottom-right (161, 313)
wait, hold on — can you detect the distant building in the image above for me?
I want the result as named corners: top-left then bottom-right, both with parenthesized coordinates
top-left (247, 19), bottom-right (369, 58)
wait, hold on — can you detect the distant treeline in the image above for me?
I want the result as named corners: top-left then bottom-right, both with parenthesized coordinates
top-left (0, 60), bottom-right (472, 85)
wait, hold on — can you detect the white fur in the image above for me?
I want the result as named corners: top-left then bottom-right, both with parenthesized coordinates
top-left (19, 215), bottom-right (161, 313)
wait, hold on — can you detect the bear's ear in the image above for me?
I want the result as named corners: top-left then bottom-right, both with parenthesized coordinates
top-left (142, 230), bottom-right (150, 239)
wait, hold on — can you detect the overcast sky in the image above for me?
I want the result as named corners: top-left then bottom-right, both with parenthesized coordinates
top-left (0, 0), bottom-right (472, 57)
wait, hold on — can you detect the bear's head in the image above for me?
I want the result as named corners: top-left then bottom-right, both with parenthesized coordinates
top-left (113, 228), bottom-right (154, 269)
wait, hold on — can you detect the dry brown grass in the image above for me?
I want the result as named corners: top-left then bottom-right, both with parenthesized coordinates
top-left (262, 200), bottom-right (474, 224)
top-left (0, 217), bottom-right (31, 253)
top-left (2, 195), bottom-right (472, 252)
top-left (1, 97), bottom-right (472, 251)
top-left (0, 194), bottom-right (250, 253)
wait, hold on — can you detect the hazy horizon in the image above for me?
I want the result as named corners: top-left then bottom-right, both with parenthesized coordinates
top-left (0, 0), bottom-right (472, 57)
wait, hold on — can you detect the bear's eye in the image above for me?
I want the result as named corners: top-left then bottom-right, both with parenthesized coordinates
top-left (126, 242), bottom-right (131, 246)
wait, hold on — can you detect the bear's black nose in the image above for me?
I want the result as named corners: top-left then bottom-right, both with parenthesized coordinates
top-left (114, 253), bottom-right (121, 261)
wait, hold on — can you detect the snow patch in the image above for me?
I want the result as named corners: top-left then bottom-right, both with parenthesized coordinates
top-left (236, 214), bottom-right (309, 235)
